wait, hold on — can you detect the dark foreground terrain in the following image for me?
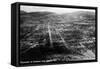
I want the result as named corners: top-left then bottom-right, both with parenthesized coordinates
top-left (20, 11), bottom-right (96, 63)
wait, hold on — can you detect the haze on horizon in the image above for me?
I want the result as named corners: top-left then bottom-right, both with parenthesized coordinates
top-left (20, 5), bottom-right (95, 14)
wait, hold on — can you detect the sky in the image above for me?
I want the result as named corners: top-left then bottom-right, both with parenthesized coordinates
top-left (20, 5), bottom-right (95, 14)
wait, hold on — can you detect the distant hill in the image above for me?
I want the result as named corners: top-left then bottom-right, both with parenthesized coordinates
top-left (61, 11), bottom-right (95, 22)
top-left (20, 10), bottom-right (27, 15)
top-left (20, 11), bottom-right (95, 25)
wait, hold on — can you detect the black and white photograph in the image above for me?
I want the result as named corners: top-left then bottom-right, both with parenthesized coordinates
top-left (0, 0), bottom-right (99, 68)
top-left (19, 4), bottom-right (97, 65)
